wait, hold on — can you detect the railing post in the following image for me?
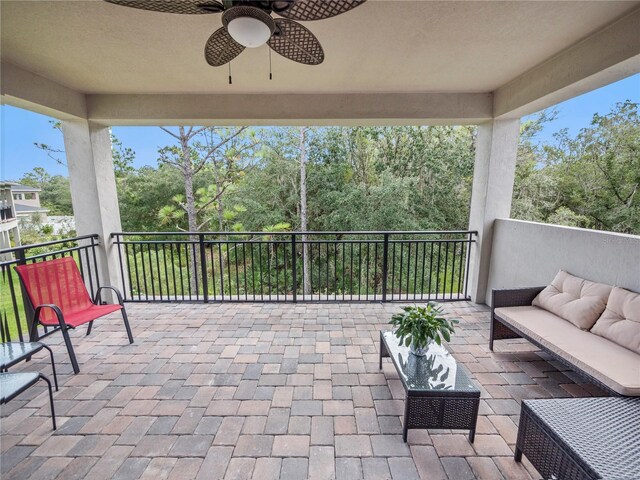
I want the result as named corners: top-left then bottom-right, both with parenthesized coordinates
top-left (15, 246), bottom-right (26, 266)
top-left (90, 235), bottom-right (101, 292)
top-left (113, 234), bottom-right (127, 301)
top-left (14, 246), bottom-right (32, 341)
top-left (381, 233), bottom-right (389, 302)
top-left (199, 233), bottom-right (209, 303)
top-left (464, 231), bottom-right (475, 300)
top-left (291, 234), bottom-right (297, 303)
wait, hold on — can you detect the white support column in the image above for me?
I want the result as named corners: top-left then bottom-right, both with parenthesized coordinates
top-left (467, 119), bottom-right (520, 304)
top-left (0, 230), bottom-right (11, 261)
top-left (11, 226), bottom-right (21, 246)
top-left (62, 120), bottom-right (123, 291)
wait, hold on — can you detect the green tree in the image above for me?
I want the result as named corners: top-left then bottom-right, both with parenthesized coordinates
top-left (118, 165), bottom-right (184, 232)
top-left (112, 135), bottom-right (136, 177)
top-left (512, 101), bottom-right (640, 235)
top-left (554, 101), bottom-right (640, 233)
top-left (511, 110), bottom-right (559, 222)
top-left (157, 127), bottom-right (257, 233)
top-left (229, 128), bottom-right (301, 231)
top-left (20, 167), bottom-right (73, 215)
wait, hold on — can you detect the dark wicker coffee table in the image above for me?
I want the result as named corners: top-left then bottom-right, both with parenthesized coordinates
top-left (379, 330), bottom-right (480, 442)
top-left (515, 397), bottom-right (640, 480)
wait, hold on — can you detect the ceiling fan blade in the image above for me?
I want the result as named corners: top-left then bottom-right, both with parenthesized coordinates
top-left (268, 19), bottom-right (324, 65)
top-left (104, 0), bottom-right (224, 14)
top-left (204, 27), bottom-right (245, 66)
top-left (274, 0), bottom-right (366, 21)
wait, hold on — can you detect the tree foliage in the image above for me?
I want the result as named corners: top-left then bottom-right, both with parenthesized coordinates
top-left (20, 166), bottom-right (73, 215)
top-left (230, 125), bottom-right (476, 233)
top-left (24, 101), bottom-right (640, 239)
top-left (156, 126), bottom-right (258, 233)
top-left (512, 100), bottom-right (639, 234)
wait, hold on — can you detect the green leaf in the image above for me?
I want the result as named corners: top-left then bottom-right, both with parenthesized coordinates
top-left (442, 329), bottom-right (450, 342)
top-left (389, 304), bottom-right (457, 349)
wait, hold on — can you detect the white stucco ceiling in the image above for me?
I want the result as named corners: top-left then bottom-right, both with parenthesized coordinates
top-left (2, 0), bottom-right (638, 95)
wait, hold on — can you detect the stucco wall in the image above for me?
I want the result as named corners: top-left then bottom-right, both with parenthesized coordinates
top-left (485, 219), bottom-right (640, 305)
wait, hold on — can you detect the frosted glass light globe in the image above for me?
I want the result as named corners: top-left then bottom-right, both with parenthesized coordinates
top-left (228, 16), bottom-right (271, 48)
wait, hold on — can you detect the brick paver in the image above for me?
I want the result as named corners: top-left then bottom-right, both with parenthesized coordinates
top-left (1, 302), bottom-right (605, 479)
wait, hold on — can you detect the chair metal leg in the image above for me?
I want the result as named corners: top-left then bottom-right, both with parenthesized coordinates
top-left (25, 323), bottom-right (39, 363)
top-left (121, 308), bottom-right (134, 344)
top-left (60, 326), bottom-right (80, 374)
top-left (514, 445), bottom-right (522, 462)
top-left (40, 344), bottom-right (59, 391)
top-left (86, 321), bottom-right (93, 336)
top-left (38, 373), bottom-right (56, 430)
top-left (29, 322), bottom-right (39, 342)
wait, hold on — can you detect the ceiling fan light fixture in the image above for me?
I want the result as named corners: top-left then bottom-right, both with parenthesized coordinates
top-left (228, 17), bottom-right (271, 48)
top-left (223, 6), bottom-right (275, 48)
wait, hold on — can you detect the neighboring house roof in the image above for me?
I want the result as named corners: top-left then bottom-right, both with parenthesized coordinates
top-left (0, 181), bottom-right (41, 192)
top-left (14, 204), bottom-right (48, 214)
top-left (11, 184), bottom-right (41, 192)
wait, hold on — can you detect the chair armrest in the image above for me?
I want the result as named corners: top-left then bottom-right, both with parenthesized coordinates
top-left (492, 287), bottom-right (545, 310)
top-left (94, 286), bottom-right (125, 306)
top-left (34, 304), bottom-right (67, 328)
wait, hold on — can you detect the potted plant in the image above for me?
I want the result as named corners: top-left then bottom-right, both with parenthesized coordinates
top-left (389, 303), bottom-right (459, 356)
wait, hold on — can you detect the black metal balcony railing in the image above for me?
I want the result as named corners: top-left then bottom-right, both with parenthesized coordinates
top-left (0, 230), bottom-right (476, 342)
top-left (0, 235), bottom-right (101, 343)
top-left (111, 231), bottom-right (476, 303)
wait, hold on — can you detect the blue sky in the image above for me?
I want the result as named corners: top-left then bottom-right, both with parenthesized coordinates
top-left (1, 73), bottom-right (638, 181)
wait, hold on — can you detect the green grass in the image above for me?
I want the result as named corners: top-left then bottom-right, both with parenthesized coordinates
top-left (123, 241), bottom-right (468, 299)
top-left (0, 268), bottom-right (29, 341)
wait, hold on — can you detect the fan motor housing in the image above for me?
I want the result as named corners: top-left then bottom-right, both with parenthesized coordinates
top-left (222, 5), bottom-right (276, 34)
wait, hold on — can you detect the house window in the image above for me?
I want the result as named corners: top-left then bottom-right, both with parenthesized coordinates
top-left (13, 193), bottom-right (22, 200)
top-left (24, 193), bottom-right (36, 200)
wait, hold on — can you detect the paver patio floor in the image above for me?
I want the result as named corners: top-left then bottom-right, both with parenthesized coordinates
top-left (0, 302), bottom-right (605, 479)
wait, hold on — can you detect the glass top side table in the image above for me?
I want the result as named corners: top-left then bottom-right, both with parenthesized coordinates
top-left (379, 330), bottom-right (480, 442)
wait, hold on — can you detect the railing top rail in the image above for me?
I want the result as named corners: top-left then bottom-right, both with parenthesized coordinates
top-left (0, 234), bottom-right (99, 255)
top-left (112, 238), bottom-right (475, 246)
top-left (112, 230), bottom-right (478, 237)
top-left (2, 245), bottom-right (96, 265)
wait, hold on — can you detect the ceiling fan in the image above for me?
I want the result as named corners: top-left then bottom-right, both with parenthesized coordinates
top-left (104, 0), bottom-right (367, 68)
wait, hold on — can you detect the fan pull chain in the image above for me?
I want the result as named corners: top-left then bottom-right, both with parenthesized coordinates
top-left (269, 48), bottom-right (273, 80)
top-left (228, 62), bottom-right (232, 85)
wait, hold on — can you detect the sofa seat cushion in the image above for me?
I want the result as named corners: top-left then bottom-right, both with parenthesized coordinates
top-left (591, 287), bottom-right (640, 355)
top-left (495, 306), bottom-right (640, 396)
top-left (532, 270), bottom-right (611, 330)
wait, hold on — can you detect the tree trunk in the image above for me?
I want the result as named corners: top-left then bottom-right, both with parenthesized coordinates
top-left (299, 127), bottom-right (311, 296)
top-left (217, 198), bottom-right (224, 233)
top-left (179, 127), bottom-right (200, 295)
top-left (213, 174), bottom-right (226, 238)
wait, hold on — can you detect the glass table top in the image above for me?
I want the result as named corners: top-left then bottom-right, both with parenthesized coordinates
top-left (381, 330), bottom-right (478, 393)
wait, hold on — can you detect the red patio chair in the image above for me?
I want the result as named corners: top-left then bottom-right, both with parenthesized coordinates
top-left (15, 257), bottom-right (133, 374)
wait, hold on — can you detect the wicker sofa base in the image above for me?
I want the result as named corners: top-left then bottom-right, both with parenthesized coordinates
top-left (490, 287), bottom-right (620, 396)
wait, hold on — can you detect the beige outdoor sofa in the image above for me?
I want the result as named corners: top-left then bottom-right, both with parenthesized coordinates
top-left (490, 270), bottom-right (640, 396)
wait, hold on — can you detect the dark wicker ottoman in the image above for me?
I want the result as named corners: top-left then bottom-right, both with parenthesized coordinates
top-left (379, 330), bottom-right (480, 443)
top-left (515, 397), bottom-right (640, 480)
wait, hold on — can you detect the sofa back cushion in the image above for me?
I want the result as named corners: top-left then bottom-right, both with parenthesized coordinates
top-left (591, 286), bottom-right (640, 354)
top-left (532, 270), bottom-right (611, 330)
